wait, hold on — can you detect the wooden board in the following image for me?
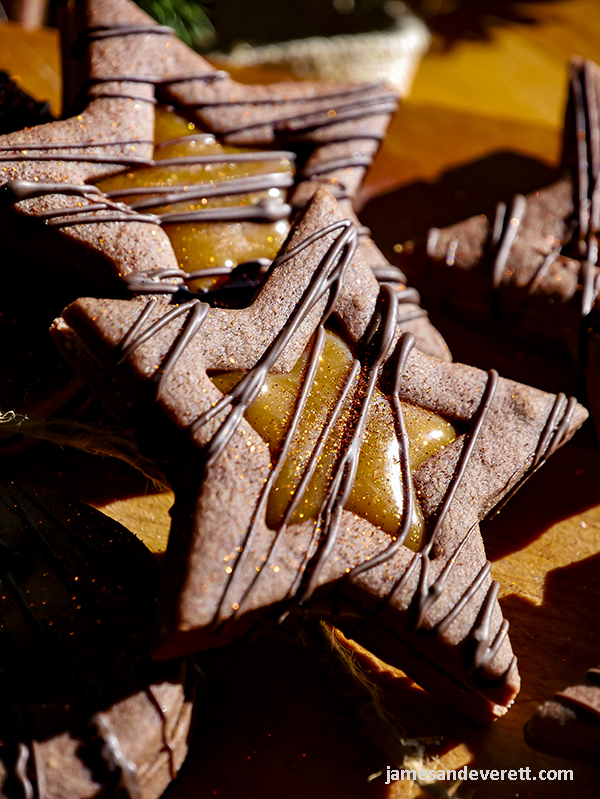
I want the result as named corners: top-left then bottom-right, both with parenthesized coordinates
top-left (2, 5), bottom-right (600, 797)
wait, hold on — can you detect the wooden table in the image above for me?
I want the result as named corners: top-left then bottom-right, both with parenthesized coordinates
top-left (2, 4), bottom-right (600, 797)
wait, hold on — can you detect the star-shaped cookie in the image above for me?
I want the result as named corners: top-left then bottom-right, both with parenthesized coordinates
top-left (52, 188), bottom-right (588, 724)
top-left (398, 57), bottom-right (600, 426)
top-left (0, 0), bottom-right (448, 360)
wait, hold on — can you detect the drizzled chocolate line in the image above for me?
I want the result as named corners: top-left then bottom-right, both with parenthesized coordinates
top-left (86, 91), bottom-right (158, 104)
top-left (217, 328), bottom-right (334, 626)
top-left (371, 264), bottom-right (408, 286)
top-left (301, 155), bottom-right (374, 178)
top-left (488, 393), bottom-right (578, 519)
top-left (0, 151), bottom-right (150, 165)
top-left (568, 62), bottom-right (600, 321)
top-left (85, 24), bottom-right (173, 40)
top-left (153, 150), bottom-right (295, 166)
top-left (525, 251), bottom-right (559, 299)
top-left (371, 265), bottom-right (429, 324)
top-left (0, 138), bottom-right (154, 151)
top-left (145, 686), bottom-right (176, 780)
top-left (85, 72), bottom-right (228, 86)
top-left (15, 743), bottom-right (34, 799)
top-left (223, 97), bottom-right (398, 138)
top-left (3, 178), bottom-right (291, 230)
top-left (382, 371), bottom-right (498, 637)
top-left (304, 129), bottom-right (389, 144)
top-left (426, 371), bottom-right (498, 559)
top-left (107, 172), bottom-right (293, 208)
top-left (30, 742), bottom-right (46, 799)
top-left (491, 194), bottom-right (526, 293)
top-left (348, 331), bottom-right (416, 578)
top-left (471, 581), bottom-right (509, 671)
top-left (154, 133), bottom-right (217, 150)
top-left (572, 62), bottom-right (595, 258)
top-left (70, 22), bottom-right (174, 59)
top-left (48, 210), bottom-right (159, 227)
top-left (159, 198), bottom-right (290, 224)
top-left (584, 61), bottom-right (600, 186)
top-left (93, 712), bottom-right (140, 799)
top-left (0, 149), bottom-right (293, 168)
top-left (194, 81), bottom-right (391, 109)
top-left (122, 266), bottom-right (231, 295)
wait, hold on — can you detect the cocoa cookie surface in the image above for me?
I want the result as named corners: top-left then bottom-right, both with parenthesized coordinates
top-left (52, 188), bottom-right (588, 725)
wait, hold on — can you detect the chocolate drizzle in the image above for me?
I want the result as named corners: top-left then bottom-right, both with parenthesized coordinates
top-left (93, 712), bottom-right (141, 799)
top-left (145, 686), bottom-right (177, 780)
top-left (301, 155), bottom-right (375, 178)
top-left (0, 147), bottom-right (294, 168)
top-left (2, 175), bottom-right (292, 230)
top-left (490, 194), bottom-right (526, 293)
top-left (424, 59), bottom-right (600, 343)
top-left (490, 61), bottom-right (599, 322)
top-left (569, 61), bottom-right (600, 323)
top-left (15, 743), bottom-right (34, 799)
top-left (219, 92), bottom-right (398, 138)
top-left (105, 171), bottom-right (294, 207)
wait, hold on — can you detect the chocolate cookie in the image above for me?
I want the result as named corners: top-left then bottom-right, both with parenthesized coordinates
top-left (397, 58), bottom-right (600, 426)
top-left (60, 0), bottom-right (397, 211)
top-left (525, 665), bottom-right (600, 761)
top-left (0, 0), bottom-right (448, 361)
top-left (0, 481), bottom-right (195, 799)
top-left (51, 188), bottom-right (588, 724)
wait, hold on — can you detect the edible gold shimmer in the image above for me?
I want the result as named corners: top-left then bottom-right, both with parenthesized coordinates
top-left (212, 331), bottom-right (456, 550)
top-left (95, 107), bottom-right (293, 290)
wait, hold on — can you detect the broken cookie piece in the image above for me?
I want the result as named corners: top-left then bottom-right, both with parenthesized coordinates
top-left (52, 187), bottom-right (588, 724)
top-left (0, 481), bottom-right (195, 799)
top-left (525, 665), bottom-right (600, 761)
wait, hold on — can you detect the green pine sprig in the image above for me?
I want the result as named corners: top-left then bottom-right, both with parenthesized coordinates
top-left (134, 0), bottom-right (215, 49)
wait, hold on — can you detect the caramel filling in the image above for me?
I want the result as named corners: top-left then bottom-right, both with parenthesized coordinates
top-left (95, 107), bottom-right (293, 290)
top-left (212, 331), bottom-right (456, 550)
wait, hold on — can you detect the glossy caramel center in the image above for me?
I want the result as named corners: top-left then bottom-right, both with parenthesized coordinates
top-left (212, 331), bottom-right (456, 550)
top-left (95, 107), bottom-right (293, 290)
